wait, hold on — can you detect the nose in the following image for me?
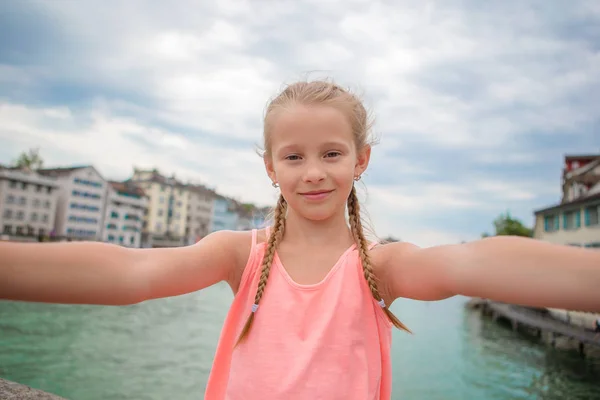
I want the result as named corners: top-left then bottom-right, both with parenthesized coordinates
top-left (302, 161), bottom-right (326, 183)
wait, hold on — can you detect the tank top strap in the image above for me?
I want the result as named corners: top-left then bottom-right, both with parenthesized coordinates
top-left (251, 228), bottom-right (258, 248)
top-left (368, 241), bottom-right (379, 250)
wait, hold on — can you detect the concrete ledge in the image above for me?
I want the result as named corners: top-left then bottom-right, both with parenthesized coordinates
top-left (0, 378), bottom-right (66, 399)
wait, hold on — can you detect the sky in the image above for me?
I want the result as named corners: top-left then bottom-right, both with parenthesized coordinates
top-left (0, 0), bottom-right (599, 247)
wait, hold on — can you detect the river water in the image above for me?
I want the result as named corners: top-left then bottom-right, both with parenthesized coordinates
top-left (1, 283), bottom-right (599, 399)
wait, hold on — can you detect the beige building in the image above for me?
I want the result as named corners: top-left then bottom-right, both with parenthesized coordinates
top-left (102, 181), bottom-right (149, 248)
top-left (534, 154), bottom-right (600, 248)
top-left (0, 166), bottom-right (60, 238)
top-left (130, 168), bottom-right (190, 247)
top-left (185, 184), bottom-right (215, 245)
top-left (38, 166), bottom-right (108, 240)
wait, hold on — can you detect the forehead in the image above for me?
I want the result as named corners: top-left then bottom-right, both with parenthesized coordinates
top-left (269, 105), bottom-right (353, 148)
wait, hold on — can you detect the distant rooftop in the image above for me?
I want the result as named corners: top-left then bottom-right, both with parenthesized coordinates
top-left (38, 165), bottom-right (92, 177)
top-left (109, 180), bottom-right (147, 197)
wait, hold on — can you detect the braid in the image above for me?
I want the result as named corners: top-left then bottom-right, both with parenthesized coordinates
top-left (235, 194), bottom-right (287, 346)
top-left (347, 186), bottom-right (411, 333)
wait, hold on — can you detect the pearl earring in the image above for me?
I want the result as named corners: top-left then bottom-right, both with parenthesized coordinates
top-left (272, 182), bottom-right (279, 188)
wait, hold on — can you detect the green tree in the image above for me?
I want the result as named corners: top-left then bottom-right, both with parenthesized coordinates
top-left (482, 212), bottom-right (533, 238)
top-left (13, 148), bottom-right (44, 170)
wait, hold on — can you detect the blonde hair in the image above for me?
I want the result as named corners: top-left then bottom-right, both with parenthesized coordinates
top-left (236, 80), bottom-right (410, 345)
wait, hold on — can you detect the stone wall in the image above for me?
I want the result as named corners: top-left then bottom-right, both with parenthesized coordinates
top-left (0, 378), bottom-right (66, 399)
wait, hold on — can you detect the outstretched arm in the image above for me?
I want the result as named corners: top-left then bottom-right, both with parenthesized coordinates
top-left (0, 230), bottom-right (249, 306)
top-left (384, 236), bottom-right (600, 312)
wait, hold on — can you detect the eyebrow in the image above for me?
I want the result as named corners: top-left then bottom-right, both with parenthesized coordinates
top-left (277, 141), bottom-right (350, 154)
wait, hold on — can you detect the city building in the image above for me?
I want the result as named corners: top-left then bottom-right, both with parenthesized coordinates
top-left (102, 181), bottom-right (148, 248)
top-left (0, 166), bottom-right (60, 239)
top-left (38, 166), bottom-right (108, 240)
top-left (211, 195), bottom-right (239, 232)
top-left (185, 184), bottom-right (215, 244)
top-left (130, 168), bottom-right (189, 247)
top-left (561, 154), bottom-right (600, 203)
top-left (534, 154), bottom-right (600, 248)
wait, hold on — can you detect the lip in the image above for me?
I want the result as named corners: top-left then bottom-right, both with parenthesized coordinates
top-left (299, 189), bottom-right (334, 201)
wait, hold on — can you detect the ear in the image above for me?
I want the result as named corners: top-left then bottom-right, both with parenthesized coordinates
top-left (354, 144), bottom-right (371, 177)
top-left (263, 154), bottom-right (277, 184)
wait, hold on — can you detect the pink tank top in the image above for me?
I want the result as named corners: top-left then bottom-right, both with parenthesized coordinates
top-left (204, 228), bottom-right (393, 399)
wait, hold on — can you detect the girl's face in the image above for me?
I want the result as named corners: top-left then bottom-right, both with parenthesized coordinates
top-left (265, 105), bottom-right (370, 221)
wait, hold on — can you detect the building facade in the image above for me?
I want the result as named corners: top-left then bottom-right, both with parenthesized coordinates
top-left (211, 196), bottom-right (239, 232)
top-left (535, 154), bottom-right (600, 248)
top-left (130, 168), bottom-right (190, 247)
top-left (102, 181), bottom-right (148, 248)
top-left (38, 166), bottom-right (108, 240)
top-left (0, 166), bottom-right (60, 238)
top-left (185, 184), bottom-right (215, 244)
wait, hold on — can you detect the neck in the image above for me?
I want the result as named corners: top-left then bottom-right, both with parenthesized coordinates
top-left (282, 207), bottom-right (354, 248)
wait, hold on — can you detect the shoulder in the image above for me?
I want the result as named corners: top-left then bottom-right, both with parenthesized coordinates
top-left (220, 228), bottom-right (270, 293)
top-left (371, 241), bottom-right (454, 303)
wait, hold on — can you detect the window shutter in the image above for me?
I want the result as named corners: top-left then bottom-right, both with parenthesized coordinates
top-left (584, 208), bottom-right (591, 226)
top-left (575, 210), bottom-right (581, 228)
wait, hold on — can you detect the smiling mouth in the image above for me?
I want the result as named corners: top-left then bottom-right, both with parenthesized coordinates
top-left (299, 190), bottom-right (334, 200)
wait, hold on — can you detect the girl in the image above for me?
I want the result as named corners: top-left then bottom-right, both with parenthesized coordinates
top-left (1, 80), bottom-right (599, 400)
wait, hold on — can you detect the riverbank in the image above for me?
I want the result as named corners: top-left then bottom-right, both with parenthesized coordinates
top-left (0, 377), bottom-right (65, 399)
top-left (467, 298), bottom-right (600, 357)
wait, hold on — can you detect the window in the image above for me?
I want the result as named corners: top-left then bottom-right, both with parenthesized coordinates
top-left (47, 187), bottom-right (52, 194)
top-left (16, 226), bottom-right (24, 235)
top-left (16, 211), bottom-right (24, 220)
top-left (584, 206), bottom-right (599, 226)
top-left (130, 236), bottom-right (135, 244)
top-left (9, 180), bottom-right (17, 188)
top-left (45, 200), bottom-right (51, 209)
top-left (544, 214), bottom-right (559, 232)
top-left (111, 211), bottom-right (119, 219)
top-left (6, 195), bottom-right (14, 204)
top-left (3, 225), bottom-right (11, 234)
top-left (158, 209), bottom-right (164, 217)
top-left (31, 213), bottom-right (38, 222)
top-left (36, 185), bottom-right (42, 192)
top-left (3, 209), bottom-right (12, 219)
top-left (160, 196), bottom-right (165, 204)
top-left (585, 242), bottom-right (600, 249)
top-left (42, 214), bottom-right (48, 223)
top-left (38, 228), bottom-right (45, 236)
top-left (106, 223), bottom-right (117, 230)
top-left (108, 234), bottom-right (115, 241)
top-left (562, 210), bottom-right (580, 230)
top-left (33, 199), bottom-right (40, 208)
top-left (19, 197), bottom-right (26, 205)
top-left (21, 182), bottom-right (27, 190)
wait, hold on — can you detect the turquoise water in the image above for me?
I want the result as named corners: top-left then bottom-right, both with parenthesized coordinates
top-left (1, 284), bottom-right (599, 399)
